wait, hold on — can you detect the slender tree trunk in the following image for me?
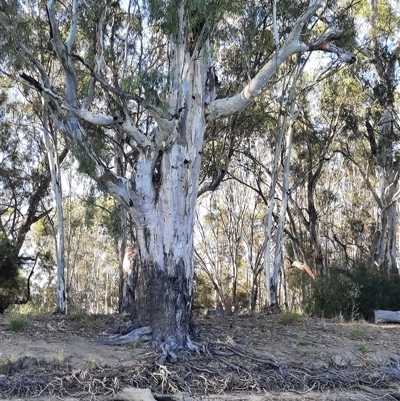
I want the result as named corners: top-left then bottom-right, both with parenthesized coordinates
top-left (250, 270), bottom-right (260, 312)
top-left (118, 206), bottom-right (129, 313)
top-left (105, 270), bottom-right (108, 314)
top-left (121, 244), bottom-right (137, 313)
top-left (43, 110), bottom-right (66, 314)
top-left (113, 128), bottom-right (130, 313)
top-left (231, 267), bottom-right (238, 314)
top-left (270, 68), bottom-right (300, 306)
top-left (264, 76), bottom-right (288, 307)
top-left (307, 166), bottom-right (325, 276)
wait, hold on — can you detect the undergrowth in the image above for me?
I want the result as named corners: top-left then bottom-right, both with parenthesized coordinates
top-left (281, 310), bottom-right (302, 323)
top-left (69, 312), bottom-right (92, 329)
top-left (8, 313), bottom-right (29, 331)
top-left (289, 261), bottom-right (400, 321)
top-left (347, 322), bottom-right (368, 340)
top-left (127, 340), bottom-right (143, 349)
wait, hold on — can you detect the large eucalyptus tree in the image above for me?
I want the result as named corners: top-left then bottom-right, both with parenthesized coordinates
top-left (0, 0), bottom-right (354, 353)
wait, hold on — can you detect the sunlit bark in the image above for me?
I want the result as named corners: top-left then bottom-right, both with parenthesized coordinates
top-left (270, 66), bottom-right (301, 306)
top-left (42, 110), bottom-right (66, 314)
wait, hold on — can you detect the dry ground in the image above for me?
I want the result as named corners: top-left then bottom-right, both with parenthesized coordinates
top-left (1, 311), bottom-right (400, 400)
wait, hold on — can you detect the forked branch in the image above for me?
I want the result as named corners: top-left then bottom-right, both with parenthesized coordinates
top-left (206, 3), bottom-right (355, 122)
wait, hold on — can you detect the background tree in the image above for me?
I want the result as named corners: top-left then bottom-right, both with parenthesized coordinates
top-left (0, 78), bottom-right (67, 312)
top-left (195, 178), bottom-right (266, 313)
top-left (359, 0), bottom-right (400, 276)
top-left (32, 179), bottom-right (120, 314)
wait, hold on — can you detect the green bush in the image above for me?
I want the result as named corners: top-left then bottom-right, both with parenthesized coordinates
top-left (0, 234), bottom-right (23, 314)
top-left (8, 313), bottom-right (30, 331)
top-left (303, 267), bottom-right (352, 319)
top-left (297, 331), bottom-right (306, 345)
top-left (303, 262), bottom-right (400, 321)
top-left (281, 310), bottom-right (302, 323)
top-left (0, 357), bottom-right (11, 374)
top-left (127, 340), bottom-right (143, 348)
top-left (347, 322), bottom-right (368, 340)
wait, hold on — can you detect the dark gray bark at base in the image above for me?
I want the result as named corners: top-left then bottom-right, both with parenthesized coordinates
top-left (130, 258), bottom-right (193, 346)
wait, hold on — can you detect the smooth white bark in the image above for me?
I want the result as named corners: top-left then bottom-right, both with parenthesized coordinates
top-left (264, 75), bottom-right (289, 307)
top-left (270, 69), bottom-right (301, 306)
top-left (42, 108), bottom-right (66, 314)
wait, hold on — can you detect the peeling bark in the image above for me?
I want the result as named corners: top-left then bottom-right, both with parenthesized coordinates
top-left (120, 244), bottom-right (137, 313)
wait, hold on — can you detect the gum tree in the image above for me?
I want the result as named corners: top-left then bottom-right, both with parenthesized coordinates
top-left (323, 0), bottom-right (400, 276)
top-left (0, 0), bottom-right (354, 355)
top-left (0, 75), bottom-right (70, 313)
top-left (363, 0), bottom-right (400, 276)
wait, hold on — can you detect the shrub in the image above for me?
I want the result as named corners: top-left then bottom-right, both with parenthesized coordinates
top-left (8, 313), bottom-right (30, 331)
top-left (0, 234), bottom-right (24, 314)
top-left (303, 261), bottom-right (400, 321)
top-left (359, 341), bottom-right (369, 354)
top-left (281, 310), bottom-right (302, 323)
top-left (297, 332), bottom-right (306, 345)
top-left (70, 312), bottom-right (91, 329)
top-left (303, 267), bottom-right (353, 319)
top-left (0, 357), bottom-right (11, 374)
top-left (127, 340), bottom-right (143, 348)
top-left (347, 322), bottom-right (368, 340)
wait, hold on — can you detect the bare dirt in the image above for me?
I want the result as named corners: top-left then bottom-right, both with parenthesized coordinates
top-left (1, 312), bottom-right (400, 400)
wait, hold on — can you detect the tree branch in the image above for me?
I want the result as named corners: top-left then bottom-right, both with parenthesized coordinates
top-left (198, 118), bottom-right (236, 197)
top-left (47, 0), bottom-right (78, 105)
top-left (65, 0), bottom-right (79, 51)
top-left (206, 2), bottom-right (355, 122)
top-left (82, 0), bottom-right (107, 109)
top-left (307, 28), bottom-right (356, 63)
top-left (335, 149), bottom-right (383, 209)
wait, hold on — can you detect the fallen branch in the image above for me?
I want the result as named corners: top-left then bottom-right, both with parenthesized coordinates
top-left (374, 310), bottom-right (400, 324)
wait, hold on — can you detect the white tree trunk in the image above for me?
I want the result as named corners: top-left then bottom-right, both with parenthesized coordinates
top-left (129, 54), bottom-right (206, 346)
top-left (264, 74), bottom-right (289, 307)
top-left (270, 67), bottom-right (301, 306)
top-left (367, 3), bottom-right (399, 276)
top-left (370, 142), bottom-right (399, 275)
top-left (42, 110), bottom-right (66, 314)
top-left (121, 244), bottom-right (136, 312)
top-left (113, 128), bottom-right (130, 313)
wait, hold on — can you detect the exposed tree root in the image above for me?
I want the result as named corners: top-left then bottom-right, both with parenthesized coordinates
top-left (98, 325), bottom-right (153, 345)
top-left (99, 321), bottom-right (200, 364)
top-left (1, 344), bottom-right (400, 400)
